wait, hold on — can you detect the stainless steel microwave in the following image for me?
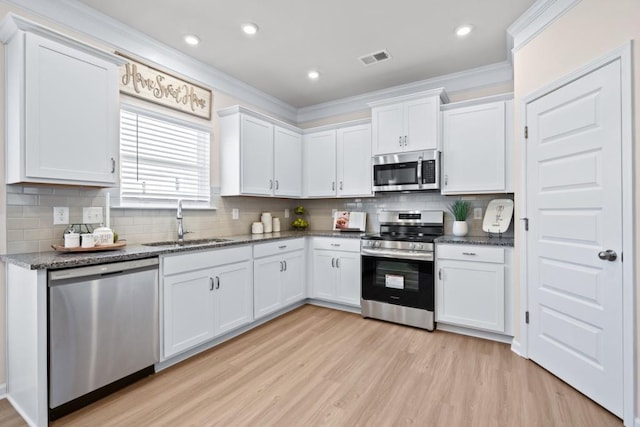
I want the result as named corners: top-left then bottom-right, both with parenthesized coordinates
top-left (372, 150), bottom-right (440, 192)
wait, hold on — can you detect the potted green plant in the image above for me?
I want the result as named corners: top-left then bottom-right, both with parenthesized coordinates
top-left (448, 199), bottom-right (471, 236)
top-left (291, 205), bottom-right (309, 230)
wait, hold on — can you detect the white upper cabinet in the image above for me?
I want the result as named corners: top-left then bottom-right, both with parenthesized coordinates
top-left (441, 96), bottom-right (513, 194)
top-left (218, 106), bottom-right (302, 197)
top-left (303, 122), bottom-right (372, 198)
top-left (370, 89), bottom-right (447, 155)
top-left (0, 15), bottom-right (124, 186)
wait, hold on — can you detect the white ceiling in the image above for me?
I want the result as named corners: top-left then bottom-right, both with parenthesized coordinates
top-left (74, 0), bottom-right (535, 108)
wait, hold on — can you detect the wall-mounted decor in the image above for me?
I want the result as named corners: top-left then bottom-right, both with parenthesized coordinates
top-left (118, 54), bottom-right (212, 120)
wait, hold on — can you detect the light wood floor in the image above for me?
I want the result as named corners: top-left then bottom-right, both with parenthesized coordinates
top-left (2, 305), bottom-right (622, 426)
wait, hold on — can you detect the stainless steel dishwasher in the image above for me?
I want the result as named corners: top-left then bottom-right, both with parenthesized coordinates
top-left (48, 258), bottom-right (159, 420)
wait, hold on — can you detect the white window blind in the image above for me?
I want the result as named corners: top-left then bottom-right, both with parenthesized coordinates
top-left (120, 107), bottom-right (210, 205)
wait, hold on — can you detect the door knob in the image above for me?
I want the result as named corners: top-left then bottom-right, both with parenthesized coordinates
top-left (598, 249), bottom-right (617, 261)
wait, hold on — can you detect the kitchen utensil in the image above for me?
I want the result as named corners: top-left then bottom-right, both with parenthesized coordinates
top-left (482, 199), bottom-right (514, 234)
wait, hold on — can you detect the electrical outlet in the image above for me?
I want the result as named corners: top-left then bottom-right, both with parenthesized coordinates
top-left (232, 208), bottom-right (239, 220)
top-left (474, 208), bottom-right (483, 220)
top-left (83, 207), bottom-right (103, 224)
top-left (284, 208), bottom-right (290, 218)
top-left (53, 207), bottom-right (69, 225)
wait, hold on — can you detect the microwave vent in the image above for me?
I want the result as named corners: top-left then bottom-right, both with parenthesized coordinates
top-left (359, 49), bottom-right (391, 66)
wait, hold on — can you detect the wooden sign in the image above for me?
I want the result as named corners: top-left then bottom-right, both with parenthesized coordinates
top-left (118, 55), bottom-right (212, 119)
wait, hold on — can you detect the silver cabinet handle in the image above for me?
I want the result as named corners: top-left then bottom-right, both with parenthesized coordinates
top-left (209, 277), bottom-right (214, 291)
top-left (444, 174), bottom-right (448, 186)
top-left (275, 180), bottom-right (279, 190)
top-left (110, 157), bottom-right (116, 173)
top-left (462, 252), bottom-right (476, 256)
top-left (269, 180), bottom-right (273, 189)
top-left (399, 136), bottom-right (402, 147)
top-left (416, 155), bottom-right (423, 188)
top-left (278, 245), bottom-right (287, 249)
top-left (331, 258), bottom-right (335, 268)
top-left (598, 249), bottom-right (617, 262)
top-left (279, 261), bottom-right (284, 272)
top-left (283, 260), bottom-right (287, 271)
top-left (336, 258), bottom-right (340, 268)
top-left (215, 276), bottom-right (220, 289)
top-left (330, 243), bottom-right (341, 247)
top-left (438, 268), bottom-right (442, 280)
top-left (404, 136), bottom-right (407, 146)
top-left (332, 181), bottom-right (335, 191)
top-left (339, 181), bottom-right (343, 191)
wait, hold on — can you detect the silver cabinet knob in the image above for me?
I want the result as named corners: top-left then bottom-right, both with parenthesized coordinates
top-left (598, 249), bottom-right (617, 261)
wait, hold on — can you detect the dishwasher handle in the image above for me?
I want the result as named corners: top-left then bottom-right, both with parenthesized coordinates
top-left (49, 258), bottom-right (159, 284)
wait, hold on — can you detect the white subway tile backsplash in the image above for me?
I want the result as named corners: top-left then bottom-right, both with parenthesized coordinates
top-left (7, 218), bottom-right (40, 230)
top-left (23, 186), bottom-right (55, 195)
top-left (38, 195), bottom-right (68, 207)
top-left (7, 194), bottom-right (39, 206)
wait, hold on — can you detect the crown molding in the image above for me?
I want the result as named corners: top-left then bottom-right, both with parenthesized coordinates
top-left (507, 0), bottom-right (582, 54)
top-left (296, 61), bottom-right (513, 124)
top-left (0, 0), bottom-right (298, 122)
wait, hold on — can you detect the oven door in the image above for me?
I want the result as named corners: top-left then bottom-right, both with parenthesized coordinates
top-left (361, 252), bottom-right (434, 311)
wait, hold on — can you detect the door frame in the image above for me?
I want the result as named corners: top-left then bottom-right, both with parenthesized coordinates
top-left (518, 42), bottom-right (635, 425)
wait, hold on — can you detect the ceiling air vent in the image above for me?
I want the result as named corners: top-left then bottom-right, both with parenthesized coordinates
top-left (359, 49), bottom-right (391, 66)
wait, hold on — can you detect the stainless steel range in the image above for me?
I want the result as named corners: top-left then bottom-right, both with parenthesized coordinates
top-left (360, 210), bottom-right (444, 331)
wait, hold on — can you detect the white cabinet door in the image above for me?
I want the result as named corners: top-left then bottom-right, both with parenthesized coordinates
top-left (241, 114), bottom-right (274, 195)
top-left (372, 103), bottom-right (404, 155)
top-left (335, 252), bottom-right (361, 306)
top-left (281, 250), bottom-right (305, 305)
top-left (337, 124), bottom-right (372, 197)
top-left (404, 97), bottom-right (439, 151)
top-left (312, 250), bottom-right (336, 300)
top-left (304, 130), bottom-right (337, 197)
top-left (163, 269), bottom-right (216, 358)
top-left (253, 255), bottom-right (283, 319)
top-left (442, 101), bottom-right (506, 194)
top-left (23, 33), bottom-right (118, 185)
top-left (274, 126), bottom-right (302, 197)
top-left (214, 261), bottom-right (253, 335)
top-left (436, 260), bottom-right (505, 333)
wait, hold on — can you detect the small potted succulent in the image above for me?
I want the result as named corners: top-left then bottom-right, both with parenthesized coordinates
top-left (291, 205), bottom-right (309, 230)
top-left (448, 199), bottom-right (471, 236)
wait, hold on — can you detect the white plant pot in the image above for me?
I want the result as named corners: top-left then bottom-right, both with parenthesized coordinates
top-left (452, 220), bottom-right (468, 237)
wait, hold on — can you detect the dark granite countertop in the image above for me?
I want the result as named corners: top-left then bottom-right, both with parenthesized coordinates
top-left (435, 235), bottom-right (514, 247)
top-left (1, 230), bottom-right (365, 270)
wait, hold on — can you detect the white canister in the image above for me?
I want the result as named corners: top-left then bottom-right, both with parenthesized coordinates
top-left (261, 212), bottom-right (273, 233)
top-left (93, 226), bottom-right (114, 245)
top-left (64, 232), bottom-right (80, 248)
top-left (272, 217), bottom-right (280, 232)
top-left (252, 222), bottom-right (264, 234)
top-left (81, 233), bottom-right (96, 248)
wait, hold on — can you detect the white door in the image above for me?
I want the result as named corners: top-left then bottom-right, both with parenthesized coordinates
top-left (312, 250), bottom-right (336, 300)
top-left (274, 126), bottom-right (302, 197)
top-left (335, 252), bottom-right (361, 306)
top-left (253, 256), bottom-right (282, 319)
top-left (526, 60), bottom-right (623, 416)
top-left (303, 130), bottom-right (336, 197)
top-left (215, 261), bottom-right (253, 335)
top-left (281, 250), bottom-right (305, 305)
top-left (371, 103), bottom-right (404, 155)
top-left (337, 124), bottom-right (372, 197)
top-left (404, 97), bottom-right (438, 151)
top-left (241, 115), bottom-right (274, 195)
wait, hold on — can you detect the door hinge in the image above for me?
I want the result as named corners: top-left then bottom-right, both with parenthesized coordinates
top-left (521, 217), bottom-right (529, 231)
top-left (524, 126), bottom-right (528, 139)
top-left (525, 311), bottom-right (529, 324)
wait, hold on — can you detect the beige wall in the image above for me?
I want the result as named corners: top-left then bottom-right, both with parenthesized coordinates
top-left (512, 0), bottom-right (640, 415)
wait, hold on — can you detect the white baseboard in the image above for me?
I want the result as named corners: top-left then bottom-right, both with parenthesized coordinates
top-left (7, 395), bottom-right (36, 427)
top-left (510, 339), bottom-right (525, 358)
top-left (0, 383), bottom-right (6, 399)
top-left (436, 323), bottom-right (513, 344)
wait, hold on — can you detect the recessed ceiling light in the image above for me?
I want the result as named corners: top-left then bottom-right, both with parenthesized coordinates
top-left (455, 25), bottom-right (473, 37)
top-left (307, 70), bottom-right (320, 80)
top-left (242, 23), bottom-right (259, 35)
top-left (184, 35), bottom-right (200, 46)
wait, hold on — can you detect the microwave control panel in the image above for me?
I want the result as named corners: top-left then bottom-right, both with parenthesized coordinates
top-left (423, 160), bottom-right (436, 183)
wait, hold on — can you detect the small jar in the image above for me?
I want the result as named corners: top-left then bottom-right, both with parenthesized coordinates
top-left (64, 232), bottom-right (80, 248)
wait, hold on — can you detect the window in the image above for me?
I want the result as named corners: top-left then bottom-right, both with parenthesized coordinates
top-left (120, 106), bottom-right (210, 206)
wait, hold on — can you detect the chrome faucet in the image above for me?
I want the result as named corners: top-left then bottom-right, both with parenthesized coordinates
top-left (177, 199), bottom-right (184, 242)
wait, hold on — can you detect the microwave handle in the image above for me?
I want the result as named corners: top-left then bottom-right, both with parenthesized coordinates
top-left (417, 156), bottom-right (423, 188)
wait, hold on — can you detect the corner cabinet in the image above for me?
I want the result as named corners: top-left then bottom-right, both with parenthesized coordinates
top-left (253, 238), bottom-right (306, 319)
top-left (311, 238), bottom-right (361, 307)
top-left (303, 122), bottom-right (372, 198)
top-left (441, 96), bottom-right (514, 194)
top-left (161, 246), bottom-right (253, 359)
top-left (218, 106), bottom-right (302, 197)
top-left (435, 243), bottom-right (513, 337)
top-left (0, 15), bottom-right (125, 186)
top-left (369, 89), bottom-right (447, 155)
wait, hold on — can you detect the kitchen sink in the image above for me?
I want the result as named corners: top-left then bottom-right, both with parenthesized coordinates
top-left (142, 238), bottom-right (232, 247)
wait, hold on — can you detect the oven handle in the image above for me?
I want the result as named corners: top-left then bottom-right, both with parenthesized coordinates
top-left (361, 248), bottom-right (433, 262)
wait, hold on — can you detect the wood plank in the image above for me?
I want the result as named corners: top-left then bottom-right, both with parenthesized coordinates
top-left (0, 305), bottom-right (622, 426)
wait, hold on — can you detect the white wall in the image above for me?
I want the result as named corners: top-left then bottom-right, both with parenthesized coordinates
top-left (512, 0), bottom-right (640, 417)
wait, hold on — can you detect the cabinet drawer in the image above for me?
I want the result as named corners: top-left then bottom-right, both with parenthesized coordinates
top-left (163, 245), bottom-right (252, 276)
top-left (253, 238), bottom-right (305, 258)
top-left (437, 244), bottom-right (504, 263)
top-left (312, 237), bottom-right (360, 252)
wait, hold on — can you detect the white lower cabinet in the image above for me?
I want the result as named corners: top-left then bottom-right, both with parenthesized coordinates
top-left (311, 238), bottom-right (361, 306)
top-left (253, 238), bottom-right (306, 319)
top-left (436, 244), bottom-right (512, 335)
top-left (162, 246), bottom-right (253, 359)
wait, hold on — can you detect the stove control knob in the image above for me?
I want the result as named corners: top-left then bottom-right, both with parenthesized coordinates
top-left (416, 244), bottom-right (423, 250)
top-left (409, 243), bottom-right (415, 250)
top-left (375, 241), bottom-right (381, 248)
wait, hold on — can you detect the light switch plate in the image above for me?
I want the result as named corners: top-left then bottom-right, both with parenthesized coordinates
top-left (53, 207), bottom-right (69, 225)
top-left (83, 207), bottom-right (103, 224)
top-left (232, 208), bottom-right (239, 220)
top-left (284, 209), bottom-right (290, 218)
top-left (474, 208), bottom-right (483, 220)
